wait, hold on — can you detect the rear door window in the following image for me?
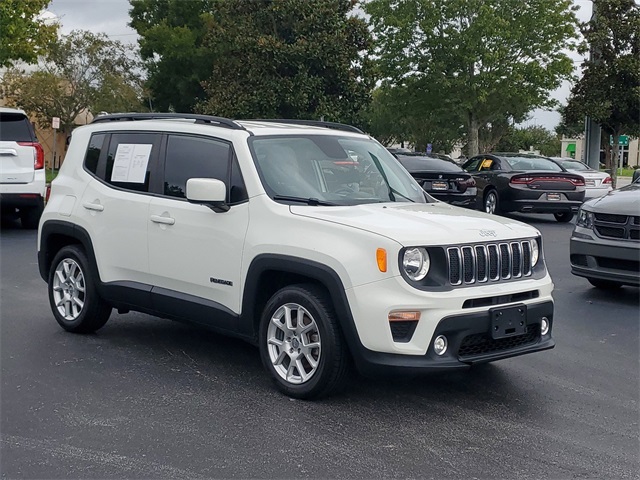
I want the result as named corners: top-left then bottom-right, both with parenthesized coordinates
top-left (102, 133), bottom-right (161, 193)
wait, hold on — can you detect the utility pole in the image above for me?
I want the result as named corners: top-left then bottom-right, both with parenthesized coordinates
top-left (584, 0), bottom-right (601, 169)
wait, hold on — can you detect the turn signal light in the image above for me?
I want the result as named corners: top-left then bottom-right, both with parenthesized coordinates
top-left (376, 248), bottom-right (387, 272)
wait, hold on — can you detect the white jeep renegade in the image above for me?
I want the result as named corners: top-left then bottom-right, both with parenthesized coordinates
top-left (38, 114), bottom-right (555, 399)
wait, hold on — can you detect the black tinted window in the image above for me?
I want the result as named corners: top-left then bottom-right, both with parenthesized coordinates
top-left (0, 113), bottom-right (35, 142)
top-left (84, 134), bottom-right (105, 175)
top-left (397, 155), bottom-right (463, 173)
top-left (164, 135), bottom-right (230, 198)
top-left (463, 158), bottom-right (482, 172)
top-left (104, 133), bottom-right (160, 192)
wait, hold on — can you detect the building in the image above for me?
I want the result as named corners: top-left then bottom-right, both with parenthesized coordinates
top-left (561, 136), bottom-right (639, 167)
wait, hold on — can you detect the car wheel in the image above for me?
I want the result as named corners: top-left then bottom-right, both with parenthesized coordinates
top-left (484, 190), bottom-right (500, 215)
top-left (48, 245), bottom-right (111, 333)
top-left (554, 212), bottom-right (573, 223)
top-left (259, 284), bottom-right (350, 399)
top-left (20, 205), bottom-right (43, 230)
top-left (587, 278), bottom-right (623, 290)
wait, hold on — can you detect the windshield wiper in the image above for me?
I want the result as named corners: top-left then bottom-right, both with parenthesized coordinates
top-left (273, 195), bottom-right (337, 206)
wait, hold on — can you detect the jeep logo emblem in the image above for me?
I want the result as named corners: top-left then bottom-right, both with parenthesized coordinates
top-left (479, 229), bottom-right (497, 237)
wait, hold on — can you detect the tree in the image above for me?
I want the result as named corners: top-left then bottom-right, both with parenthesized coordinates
top-left (563, 0), bottom-right (640, 187)
top-left (195, 0), bottom-right (374, 125)
top-left (555, 105), bottom-right (584, 138)
top-left (365, 0), bottom-right (580, 157)
top-left (0, 0), bottom-right (58, 67)
top-left (129, 0), bottom-right (217, 112)
top-left (1, 31), bottom-right (144, 135)
top-left (496, 125), bottom-right (562, 156)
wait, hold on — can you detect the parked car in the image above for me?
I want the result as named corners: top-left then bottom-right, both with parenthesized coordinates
top-left (463, 153), bottom-right (586, 222)
top-left (550, 157), bottom-right (612, 200)
top-left (393, 152), bottom-right (476, 207)
top-left (570, 177), bottom-right (640, 289)
top-left (0, 107), bottom-right (46, 228)
top-left (38, 113), bottom-right (556, 399)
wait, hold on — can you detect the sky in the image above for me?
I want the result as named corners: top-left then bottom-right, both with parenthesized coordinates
top-left (46, 0), bottom-right (595, 131)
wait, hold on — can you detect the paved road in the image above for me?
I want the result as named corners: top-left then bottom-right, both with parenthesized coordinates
top-left (1, 214), bottom-right (638, 479)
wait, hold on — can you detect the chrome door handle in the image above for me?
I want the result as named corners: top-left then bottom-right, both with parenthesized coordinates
top-left (150, 214), bottom-right (175, 225)
top-left (83, 202), bottom-right (104, 212)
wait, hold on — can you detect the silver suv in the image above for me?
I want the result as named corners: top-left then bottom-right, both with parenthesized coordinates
top-left (0, 107), bottom-right (46, 229)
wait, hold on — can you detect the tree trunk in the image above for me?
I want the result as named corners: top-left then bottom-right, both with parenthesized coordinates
top-left (467, 112), bottom-right (479, 157)
top-left (611, 131), bottom-right (620, 189)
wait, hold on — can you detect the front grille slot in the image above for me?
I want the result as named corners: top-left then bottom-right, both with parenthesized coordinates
top-left (594, 213), bottom-right (627, 224)
top-left (447, 240), bottom-right (534, 286)
top-left (458, 324), bottom-right (541, 359)
top-left (595, 226), bottom-right (625, 239)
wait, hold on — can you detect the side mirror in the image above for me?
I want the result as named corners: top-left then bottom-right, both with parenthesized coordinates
top-left (186, 178), bottom-right (229, 212)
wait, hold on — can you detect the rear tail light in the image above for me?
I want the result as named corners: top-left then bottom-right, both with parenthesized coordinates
top-left (603, 177), bottom-right (612, 185)
top-left (569, 177), bottom-right (585, 186)
top-left (510, 175), bottom-right (584, 186)
top-left (18, 142), bottom-right (45, 169)
top-left (510, 176), bottom-right (535, 184)
top-left (45, 185), bottom-right (51, 203)
top-left (456, 177), bottom-right (476, 187)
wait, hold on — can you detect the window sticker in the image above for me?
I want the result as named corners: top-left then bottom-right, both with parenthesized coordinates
top-left (111, 144), bottom-right (152, 183)
top-left (481, 159), bottom-right (493, 169)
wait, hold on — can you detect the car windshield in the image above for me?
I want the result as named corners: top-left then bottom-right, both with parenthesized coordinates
top-left (396, 155), bottom-right (463, 173)
top-left (560, 160), bottom-right (590, 171)
top-left (502, 156), bottom-right (563, 172)
top-left (249, 135), bottom-right (428, 205)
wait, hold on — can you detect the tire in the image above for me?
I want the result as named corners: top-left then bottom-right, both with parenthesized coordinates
top-left (20, 205), bottom-right (43, 230)
top-left (259, 284), bottom-right (350, 399)
top-left (554, 211), bottom-right (573, 223)
top-left (587, 278), bottom-right (623, 290)
top-left (48, 245), bottom-right (111, 333)
top-left (484, 190), bottom-right (501, 215)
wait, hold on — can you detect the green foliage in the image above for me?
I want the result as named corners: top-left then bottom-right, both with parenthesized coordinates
top-left (1, 31), bottom-right (144, 133)
top-left (0, 0), bottom-right (58, 67)
top-left (366, 0), bottom-right (579, 156)
top-left (563, 0), bottom-right (640, 185)
top-left (496, 125), bottom-right (562, 157)
top-left (194, 0), bottom-right (374, 124)
top-left (555, 105), bottom-right (584, 138)
top-left (129, 0), bottom-right (217, 112)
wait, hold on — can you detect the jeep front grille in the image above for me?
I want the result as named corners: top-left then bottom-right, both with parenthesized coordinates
top-left (447, 241), bottom-right (533, 286)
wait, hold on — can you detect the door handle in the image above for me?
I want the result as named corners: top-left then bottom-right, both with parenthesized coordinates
top-left (150, 214), bottom-right (175, 225)
top-left (83, 202), bottom-right (104, 212)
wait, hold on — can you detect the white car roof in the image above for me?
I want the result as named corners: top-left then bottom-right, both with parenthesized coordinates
top-left (0, 107), bottom-right (28, 116)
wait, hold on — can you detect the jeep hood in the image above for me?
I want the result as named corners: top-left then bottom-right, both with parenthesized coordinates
top-left (290, 202), bottom-right (539, 246)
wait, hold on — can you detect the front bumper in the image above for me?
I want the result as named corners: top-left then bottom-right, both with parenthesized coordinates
top-left (351, 301), bottom-right (554, 376)
top-left (570, 230), bottom-right (640, 286)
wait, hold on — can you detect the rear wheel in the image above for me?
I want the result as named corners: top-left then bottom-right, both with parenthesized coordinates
top-left (554, 211), bottom-right (573, 223)
top-left (48, 245), bottom-right (111, 333)
top-left (588, 278), bottom-right (623, 290)
top-left (20, 204), bottom-right (43, 229)
top-left (259, 284), bottom-right (350, 399)
top-left (484, 190), bottom-right (500, 215)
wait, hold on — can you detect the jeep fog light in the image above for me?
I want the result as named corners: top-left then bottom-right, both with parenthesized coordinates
top-left (433, 335), bottom-right (448, 355)
top-left (541, 317), bottom-right (550, 336)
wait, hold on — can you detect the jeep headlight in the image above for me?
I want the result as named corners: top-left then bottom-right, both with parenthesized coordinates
top-left (402, 247), bottom-right (430, 281)
top-left (531, 238), bottom-right (540, 267)
top-left (576, 208), bottom-right (594, 229)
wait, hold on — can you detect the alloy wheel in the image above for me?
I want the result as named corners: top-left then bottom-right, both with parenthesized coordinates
top-left (52, 258), bottom-right (86, 321)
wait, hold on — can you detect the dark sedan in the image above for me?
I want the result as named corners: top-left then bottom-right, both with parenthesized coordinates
top-left (394, 152), bottom-right (477, 207)
top-left (463, 153), bottom-right (586, 222)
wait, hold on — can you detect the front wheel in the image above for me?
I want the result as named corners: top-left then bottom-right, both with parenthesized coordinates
top-left (588, 278), bottom-right (623, 290)
top-left (484, 190), bottom-right (500, 215)
top-left (554, 211), bottom-right (573, 223)
top-left (48, 245), bottom-right (111, 333)
top-left (259, 284), bottom-right (350, 399)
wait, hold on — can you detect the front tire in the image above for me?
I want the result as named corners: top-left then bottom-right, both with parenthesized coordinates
top-left (259, 284), bottom-right (350, 399)
top-left (588, 278), bottom-right (623, 290)
top-left (484, 190), bottom-right (500, 215)
top-left (554, 211), bottom-right (573, 223)
top-left (48, 245), bottom-right (111, 333)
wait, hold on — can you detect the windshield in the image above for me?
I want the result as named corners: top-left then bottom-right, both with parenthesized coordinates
top-left (502, 156), bottom-right (563, 172)
top-left (249, 135), bottom-right (427, 205)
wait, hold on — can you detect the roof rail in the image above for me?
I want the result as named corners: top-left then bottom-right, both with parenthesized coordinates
top-left (249, 119), bottom-right (364, 134)
top-left (91, 113), bottom-right (246, 130)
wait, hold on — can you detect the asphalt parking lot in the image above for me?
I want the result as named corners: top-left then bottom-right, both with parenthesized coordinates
top-left (1, 213), bottom-right (638, 479)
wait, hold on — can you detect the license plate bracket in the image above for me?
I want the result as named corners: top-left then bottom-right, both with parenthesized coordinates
top-left (490, 305), bottom-right (527, 339)
top-left (432, 181), bottom-right (448, 191)
top-left (546, 192), bottom-right (561, 201)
